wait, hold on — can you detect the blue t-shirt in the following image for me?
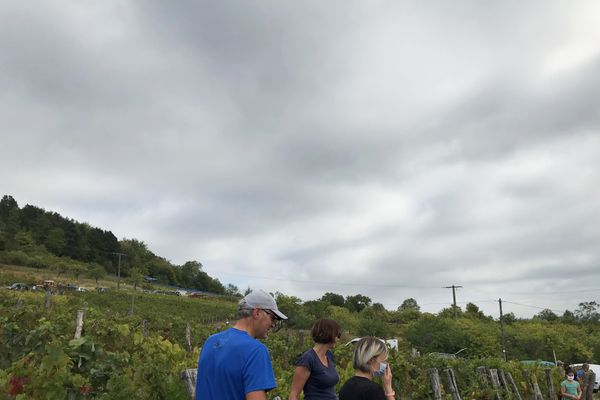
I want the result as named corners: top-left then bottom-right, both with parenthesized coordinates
top-left (295, 349), bottom-right (339, 400)
top-left (195, 328), bottom-right (276, 400)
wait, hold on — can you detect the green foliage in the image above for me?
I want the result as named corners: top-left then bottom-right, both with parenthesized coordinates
top-left (320, 292), bottom-right (345, 307)
top-left (344, 294), bottom-right (371, 313)
top-left (575, 301), bottom-right (600, 323)
top-left (398, 298), bottom-right (420, 312)
top-left (3, 265), bottom-right (600, 399)
top-left (0, 285), bottom-right (234, 399)
top-left (0, 195), bottom-right (229, 293)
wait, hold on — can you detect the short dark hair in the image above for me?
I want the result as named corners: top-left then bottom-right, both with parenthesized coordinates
top-left (311, 318), bottom-right (341, 344)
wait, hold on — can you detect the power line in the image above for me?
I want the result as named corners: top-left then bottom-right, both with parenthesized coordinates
top-left (502, 287), bottom-right (600, 295)
top-left (502, 300), bottom-right (565, 314)
top-left (204, 270), bottom-right (439, 289)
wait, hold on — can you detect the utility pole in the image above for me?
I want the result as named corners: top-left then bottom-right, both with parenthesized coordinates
top-left (444, 285), bottom-right (462, 319)
top-left (108, 252), bottom-right (126, 289)
top-left (499, 298), bottom-right (507, 361)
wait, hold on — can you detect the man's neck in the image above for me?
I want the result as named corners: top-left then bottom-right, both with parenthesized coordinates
top-left (234, 319), bottom-right (255, 338)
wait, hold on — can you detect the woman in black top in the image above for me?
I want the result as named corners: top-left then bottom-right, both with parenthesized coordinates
top-left (339, 336), bottom-right (395, 400)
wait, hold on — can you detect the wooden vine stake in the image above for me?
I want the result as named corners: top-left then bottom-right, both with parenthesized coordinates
top-left (476, 366), bottom-right (489, 389)
top-left (506, 372), bottom-right (523, 400)
top-left (180, 368), bottom-right (197, 400)
top-left (489, 369), bottom-right (504, 400)
top-left (45, 290), bottom-right (52, 311)
top-left (544, 369), bottom-right (555, 400)
top-left (584, 370), bottom-right (596, 400)
top-left (74, 310), bottom-right (84, 339)
top-left (499, 370), bottom-right (510, 394)
top-left (443, 368), bottom-right (462, 400)
top-left (428, 368), bottom-right (443, 400)
top-left (142, 319), bottom-right (148, 338)
top-left (185, 323), bottom-right (192, 353)
top-left (532, 382), bottom-right (543, 400)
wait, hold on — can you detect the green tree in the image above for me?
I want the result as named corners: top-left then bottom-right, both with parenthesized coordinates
top-left (303, 300), bottom-right (330, 319)
top-left (52, 260), bottom-right (71, 277)
top-left (575, 301), bottom-right (600, 323)
top-left (327, 305), bottom-right (359, 333)
top-left (398, 298), bottom-right (420, 312)
top-left (0, 195), bottom-right (18, 224)
top-left (405, 314), bottom-right (470, 354)
top-left (45, 227), bottom-right (66, 255)
top-left (71, 263), bottom-right (86, 281)
top-left (15, 231), bottom-right (35, 251)
top-left (179, 260), bottom-right (202, 288)
top-left (345, 294), bottom-right (371, 313)
top-left (275, 293), bottom-right (312, 328)
top-left (465, 303), bottom-right (487, 319)
top-left (2, 207), bottom-right (21, 250)
top-left (87, 263), bottom-right (107, 284)
top-left (320, 292), bottom-right (345, 307)
top-left (128, 267), bottom-right (144, 291)
top-left (438, 306), bottom-right (463, 318)
top-left (372, 303), bottom-right (386, 313)
top-left (224, 284), bottom-right (241, 297)
top-left (357, 307), bottom-right (391, 337)
top-left (562, 310), bottom-right (577, 324)
top-left (535, 309), bottom-right (559, 321)
top-left (501, 312), bottom-right (517, 324)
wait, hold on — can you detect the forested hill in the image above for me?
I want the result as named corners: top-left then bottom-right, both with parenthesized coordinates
top-left (0, 195), bottom-right (227, 293)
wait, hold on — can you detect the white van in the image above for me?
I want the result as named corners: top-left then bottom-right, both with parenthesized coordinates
top-left (570, 363), bottom-right (600, 392)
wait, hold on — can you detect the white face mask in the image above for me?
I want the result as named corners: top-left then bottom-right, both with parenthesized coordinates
top-left (373, 362), bottom-right (387, 377)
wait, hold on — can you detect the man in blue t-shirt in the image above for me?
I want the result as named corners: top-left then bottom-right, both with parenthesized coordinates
top-left (195, 290), bottom-right (288, 400)
top-left (576, 364), bottom-right (589, 388)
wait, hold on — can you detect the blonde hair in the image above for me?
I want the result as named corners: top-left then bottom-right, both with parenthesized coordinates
top-left (353, 337), bottom-right (388, 373)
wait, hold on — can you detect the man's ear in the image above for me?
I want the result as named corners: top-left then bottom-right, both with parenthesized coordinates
top-left (251, 308), bottom-right (261, 319)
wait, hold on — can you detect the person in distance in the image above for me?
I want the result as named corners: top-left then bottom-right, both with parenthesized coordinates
top-left (288, 318), bottom-right (341, 400)
top-left (339, 336), bottom-right (396, 400)
top-left (560, 369), bottom-right (582, 400)
top-left (195, 289), bottom-right (287, 400)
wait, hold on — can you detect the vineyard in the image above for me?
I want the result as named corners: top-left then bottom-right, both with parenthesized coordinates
top-left (0, 267), bottom-right (582, 400)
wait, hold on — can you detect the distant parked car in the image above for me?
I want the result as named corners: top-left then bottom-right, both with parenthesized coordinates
top-left (520, 360), bottom-right (556, 367)
top-left (7, 283), bottom-right (29, 291)
top-left (428, 348), bottom-right (469, 359)
top-left (345, 337), bottom-right (399, 350)
top-left (76, 287), bottom-right (88, 292)
top-left (58, 284), bottom-right (78, 293)
top-left (96, 287), bottom-right (108, 293)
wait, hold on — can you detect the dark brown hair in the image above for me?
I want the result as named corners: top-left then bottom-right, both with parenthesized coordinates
top-left (311, 318), bottom-right (341, 344)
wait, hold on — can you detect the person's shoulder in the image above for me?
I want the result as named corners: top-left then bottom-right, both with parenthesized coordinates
top-left (295, 348), bottom-right (316, 366)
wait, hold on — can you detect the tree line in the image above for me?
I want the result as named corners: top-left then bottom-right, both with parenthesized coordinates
top-left (0, 195), bottom-right (227, 293)
top-left (275, 292), bottom-right (600, 364)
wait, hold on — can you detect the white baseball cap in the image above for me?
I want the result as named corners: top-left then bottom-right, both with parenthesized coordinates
top-left (238, 289), bottom-right (288, 320)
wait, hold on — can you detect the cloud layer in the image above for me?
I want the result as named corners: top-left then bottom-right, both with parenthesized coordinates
top-left (2, 0), bottom-right (600, 317)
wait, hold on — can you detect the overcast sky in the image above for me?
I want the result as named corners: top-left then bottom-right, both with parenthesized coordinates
top-left (2, 1), bottom-right (600, 318)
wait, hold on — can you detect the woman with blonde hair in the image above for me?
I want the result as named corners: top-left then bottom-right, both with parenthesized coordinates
top-left (339, 336), bottom-right (395, 400)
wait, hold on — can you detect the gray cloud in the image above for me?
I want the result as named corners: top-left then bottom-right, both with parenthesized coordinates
top-left (2, 0), bottom-right (600, 317)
